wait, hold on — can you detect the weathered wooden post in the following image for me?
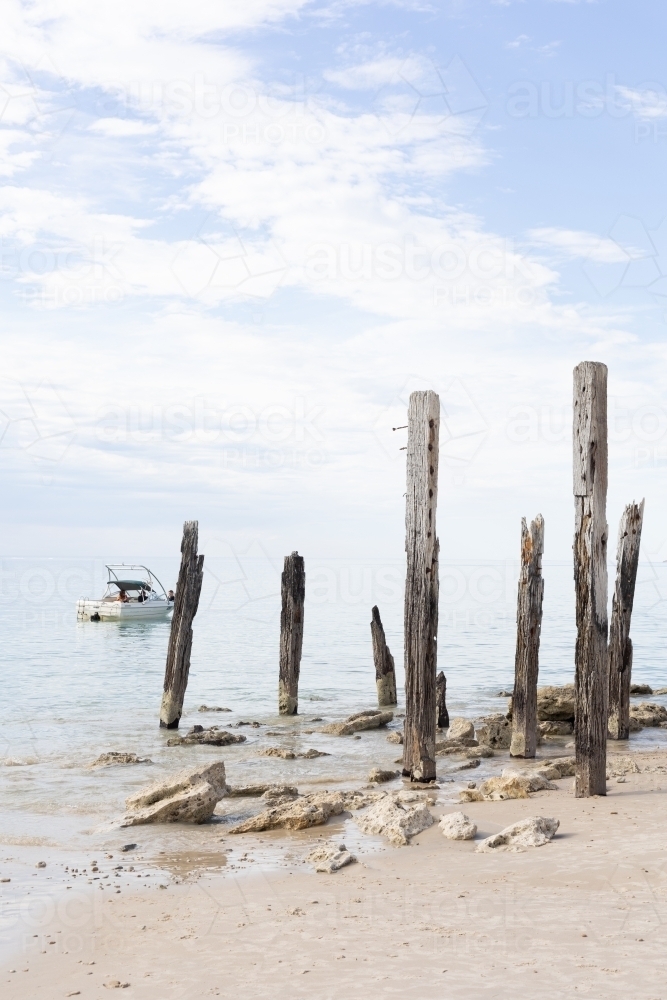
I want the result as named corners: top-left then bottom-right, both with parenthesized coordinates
top-left (510, 514), bottom-right (544, 758)
top-left (371, 605), bottom-right (397, 706)
top-left (608, 500), bottom-right (644, 740)
top-left (403, 390), bottom-right (439, 782)
top-left (436, 671), bottom-right (449, 729)
top-left (573, 361), bottom-right (608, 796)
top-left (160, 520), bottom-right (204, 729)
top-left (279, 551), bottom-right (305, 715)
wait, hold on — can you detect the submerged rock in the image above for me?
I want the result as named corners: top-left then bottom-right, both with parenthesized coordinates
top-left (368, 767), bottom-right (400, 783)
top-left (355, 794), bottom-right (434, 846)
top-left (88, 752), bottom-right (152, 768)
top-left (439, 811), bottom-right (477, 841)
top-left (258, 747), bottom-right (330, 759)
top-left (476, 816), bottom-right (559, 852)
top-left (539, 721), bottom-right (574, 736)
top-left (630, 684), bottom-right (653, 695)
top-left (321, 710), bottom-right (393, 736)
top-left (436, 738), bottom-right (479, 753)
top-left (198, 705), bottom-right (232, 713)
top-left (227, 784), bottom-right (298, 799)
top-left (386, 731), bottom-right (404, 744)
top-left (307, 843), bottom-right (357, 873)
top-left (446, 718), bottom-right (475, 741)
top-left (122, 761), bottom-right (228, 826)
top-left (166, 726), bottom-right (246, 747)
top-left (476, 714), bottom-right (512, 750)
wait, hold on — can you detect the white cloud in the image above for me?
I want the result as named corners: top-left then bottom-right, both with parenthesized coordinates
top-left (528, 228), bottom-right (629, 263)
top-left (89, 118), bottom-right (158, 137)
top-left (617, 85), bottom-right (667, 120)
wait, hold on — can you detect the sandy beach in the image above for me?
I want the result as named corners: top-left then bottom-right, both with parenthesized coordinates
top-left (3, 743), bottom-right (667, 1000)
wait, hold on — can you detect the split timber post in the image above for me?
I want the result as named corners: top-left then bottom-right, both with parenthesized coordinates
top-left (371, 605), bottom-right (397, 706)
top-left (436, 671), bottom-right (449, 729)
top-left (510, 515), bottom-right (545, 758)
top-left (279, 551), bottom-right (305, 715)
top-left (608, 500), bottom-right (645, 740)
top-left (573, 361), bottom-right (609, 797)
top-left (160, 520), bottom-right (204, 729)
top-left (403, 390), bottom-right (439, 782)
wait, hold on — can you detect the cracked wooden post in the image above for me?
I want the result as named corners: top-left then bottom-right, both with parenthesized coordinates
top-left (403, 390), bottom-right (439, 782)
top-left (371, 605), bottom-right (397, 706)
top-left (573, 361), bottom-right (608, 797)
top-left (608, 500), bottom-right (644, 740)
top-left (160, 520), bottom-right (204, 729)
top-left (436, 671), bottom-right (449, 729)
top-left (279, 551), bottom-right (305, 715)
top-left (510, 515), bottom-right (544, 758)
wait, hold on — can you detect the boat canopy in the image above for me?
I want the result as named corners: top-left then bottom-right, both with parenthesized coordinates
top-left (107, 580), bottom-right (151, 590)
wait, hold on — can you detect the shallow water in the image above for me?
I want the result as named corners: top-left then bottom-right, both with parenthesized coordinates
top-left (1, 555), bottom-right (667, 860)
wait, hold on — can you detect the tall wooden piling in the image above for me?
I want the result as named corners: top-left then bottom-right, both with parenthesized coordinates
top-left (510, 515), bottom-right (544, 758)
top-left (608, 500), bottom-right (644, 740)
top-left (573, 361), bottom-right (609, 797)
top-left (436, 671), bottom-right (449, 729)
top-left (160, 520), bottom-right (204, 729)
top-left (403, 390), bottom-right (439, 782)
top-left (371, 605), bottom-right (397, 706)
top-left (279, 551), bottom-right (305, 715)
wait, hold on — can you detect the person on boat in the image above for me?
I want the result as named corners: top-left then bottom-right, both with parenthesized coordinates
top-left (115, 588), bottom-right (129, 602)
top-left (167, 589), bottom-right (175, 602)
top-left (137, 589), bottom-right (146, 603)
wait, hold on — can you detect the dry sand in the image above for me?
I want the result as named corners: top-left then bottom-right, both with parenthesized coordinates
top-left (3, 746), bottom-right (667, 999)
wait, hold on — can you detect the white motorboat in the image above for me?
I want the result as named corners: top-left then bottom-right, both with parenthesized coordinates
top-left (76, 564), bottom-right (173, 621)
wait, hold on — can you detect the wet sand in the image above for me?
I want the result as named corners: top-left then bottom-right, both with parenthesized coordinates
top-left (2, 745), bottom-right (667, 999)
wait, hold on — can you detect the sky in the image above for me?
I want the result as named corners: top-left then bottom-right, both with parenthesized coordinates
top-left (1, 0), bottom-right (667, 573)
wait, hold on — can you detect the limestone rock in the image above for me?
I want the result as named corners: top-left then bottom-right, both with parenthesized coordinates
top-left (307, 843), bottom-right (357, 873)
top-left (533, 757), bottom-right (576, 779)
top-left (88, 752), bottom-right (152, 768)
top-left (535, 685), bottom-right (575, 722)
top-left (476, 714), bottom-right (512, 750)
top-left (166, 726), bottom-right (246, 747)
top-left (229, 789), bottom-right (380, 835)
top-left (436, 738), bottom-right (479, 752)
top-left (122, 761), bottom-right (228, 826)
top-left (539, 721), bottom-right (573, 736)
top-left (386, 731), bottom-right (404, 744)
top-left (630, 684), bottom-right (653, 695)
top-left (446, 718), bottom-right (475, 741)
top-left (258, 747), bottom-right (329, 759)
top-left (321, 710), bottom-right (393, 736)
top-left (629, 703), bottom-right (667, 728)
top-left (355, 794), bottom-right (434, 846)
top-left (198, 705), bottom-right (231, 712)
top-left (476, 816), bottom-right (559, 852)
top-left (227, 784), bottom-right (298, 798)
top-left (439, 811), bottom-right (477, 841)
top-left (368, 767), bottom-right (400, 783)
top-left (654, 687), bottom-right (667, 696)
top-left (459, 768), bottom-right (557, 802)
top-left (465, 746), bottom-right (494, 759)
top-left (452, 758), bottom-right (480, 771)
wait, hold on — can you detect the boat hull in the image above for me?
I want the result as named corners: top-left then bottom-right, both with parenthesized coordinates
top-left (77, 599), bottom-right (171, 621)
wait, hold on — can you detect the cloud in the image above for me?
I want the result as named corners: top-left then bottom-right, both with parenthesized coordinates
top-left (528, 228), bottom-right (629, 263)
top-left (89, 118), bottom-right (158, 137)
top-left (616, 85), bottom-right (667, 120)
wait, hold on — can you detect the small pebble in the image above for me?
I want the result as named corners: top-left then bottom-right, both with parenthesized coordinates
top-left (617, 777), bottom-right (626, 783)
top-left (36, 862), bottom-right (46, 868)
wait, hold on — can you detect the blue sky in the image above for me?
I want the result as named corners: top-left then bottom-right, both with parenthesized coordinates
top-left (1, 0), bottom-right (666, 569)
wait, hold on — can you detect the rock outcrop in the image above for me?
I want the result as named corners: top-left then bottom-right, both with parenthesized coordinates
top-left (229, 789), bottom-right (379, 834)
top-left (476, 816), bottom-right (559, 852)
top-left (386, 731), bottom-right (404, 744)
top-left (630, 684), bottom-right (653, 695)
top-left (509, 685), bottom-right (575, 723)
top-left (368, 767), bottom-right (400, 783)
top-left (198, 705), bottom-right (232, 712)
top-left (539, 721), bottom-right (573, 736)
top-left (439, 811), bottom-right (477, 841)
top-left (88, 752), bottom-right (152, 768)
top-left (307, 843), bottom-right (357, 873)
top-left (166, 726), bottom-right (246, 747)
top-left (629, 703), bottom-right (667, 728)
top-left (476, 714), bottom-right (512, 750)
top-left (122, 761), bottom-right (228, 826)
top-left (460, 768), bottom-right (557, 802)
top-left (227, 784), bottom-right (298, 799)
top-left (355, 794), bottom-right (434, 846)
top-left (321, 710), bottom-right (393, 736)
top-left (446, 718), bottom-right (475, 741)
